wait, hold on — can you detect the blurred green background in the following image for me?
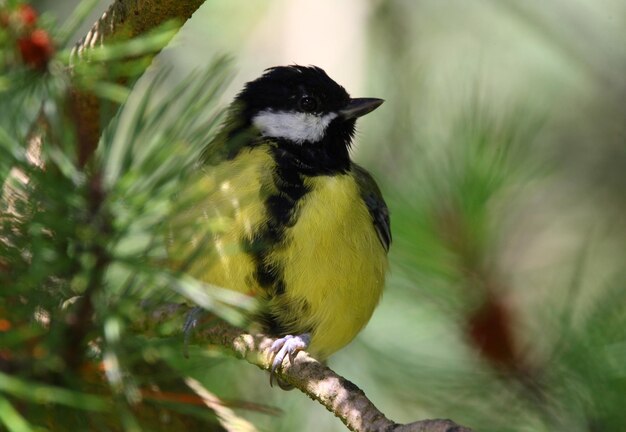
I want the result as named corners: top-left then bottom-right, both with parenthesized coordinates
top-left (21, 0), bottom-right (626, 430)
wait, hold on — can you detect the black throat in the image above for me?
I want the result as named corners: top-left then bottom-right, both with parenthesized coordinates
top-left (263, 114), bottom-right (356, 176)
top-left (269, 139), bottom-right (349, 177)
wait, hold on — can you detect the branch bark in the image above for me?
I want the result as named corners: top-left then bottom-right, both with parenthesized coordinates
top-left (181, 318), bottom-right (472, 432)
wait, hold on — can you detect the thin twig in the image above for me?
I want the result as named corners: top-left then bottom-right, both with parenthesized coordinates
top-left (61, 173), bottom-right (111, 372)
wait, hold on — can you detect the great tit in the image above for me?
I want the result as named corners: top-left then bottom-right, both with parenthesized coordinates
top-left (170, 65), bottom-right (390, 386)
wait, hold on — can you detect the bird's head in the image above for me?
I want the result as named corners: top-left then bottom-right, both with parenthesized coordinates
top-left (231, 65), bottom-right (383, 173)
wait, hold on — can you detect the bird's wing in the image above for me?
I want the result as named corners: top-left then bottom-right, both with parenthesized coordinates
top-left (168, 143), bottom-right (276, 291)
top-left (352, 163), bottom-right (391, 252)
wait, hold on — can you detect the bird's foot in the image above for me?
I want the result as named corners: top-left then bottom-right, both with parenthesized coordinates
top-left (268, 333), bottom-right (310, 388)
top-left (182, 306), bottom-right (204, 358)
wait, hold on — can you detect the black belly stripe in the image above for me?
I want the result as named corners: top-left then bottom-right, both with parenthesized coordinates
top-left (242, 144), bottom-right (311, 301)
top-left (242, 144), bottom-right (314, 335)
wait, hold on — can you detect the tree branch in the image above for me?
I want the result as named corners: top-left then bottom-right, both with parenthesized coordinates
top-left (161, 313), bottom-right (472, 432)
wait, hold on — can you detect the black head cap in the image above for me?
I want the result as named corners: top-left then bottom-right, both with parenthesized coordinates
top-left (236, 65), bottom-right (351, 117)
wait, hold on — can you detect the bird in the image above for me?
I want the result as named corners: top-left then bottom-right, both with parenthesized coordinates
top-left (169, 65), bottom-right (391, 387)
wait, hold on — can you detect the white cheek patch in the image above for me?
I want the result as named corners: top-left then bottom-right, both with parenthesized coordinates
top-left (252, 110), bottom-right (338, 144)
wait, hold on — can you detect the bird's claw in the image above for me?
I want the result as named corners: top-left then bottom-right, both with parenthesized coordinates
top-left (268, 333), bottom-right (310, 388)
top-left (182, 306), bottom-right (204, 358)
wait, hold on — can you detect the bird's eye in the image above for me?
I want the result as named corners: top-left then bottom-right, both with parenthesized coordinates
top-left (299, 96), bottom-right (319, 112)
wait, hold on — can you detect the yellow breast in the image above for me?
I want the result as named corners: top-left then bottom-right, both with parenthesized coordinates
top-left (270, 174), bottom-right (388, 358)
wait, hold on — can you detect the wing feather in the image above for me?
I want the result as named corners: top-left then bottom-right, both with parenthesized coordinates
top-left (352, 164), bottom-right (391, 252)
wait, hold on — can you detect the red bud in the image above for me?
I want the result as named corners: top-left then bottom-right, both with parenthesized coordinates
top-left (18, 4), bottom-right (38, 26)
top-left (18, 28), bottom-right (54, 70)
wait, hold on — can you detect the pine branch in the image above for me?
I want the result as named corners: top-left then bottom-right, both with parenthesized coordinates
top-left (146, 306), bottom-right (472, 432)
top-left (69, 0), bottom-right (206, 165)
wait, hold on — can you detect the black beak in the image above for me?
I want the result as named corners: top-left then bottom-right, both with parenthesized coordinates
top-left (338, 98), bottom-right (384, 120)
